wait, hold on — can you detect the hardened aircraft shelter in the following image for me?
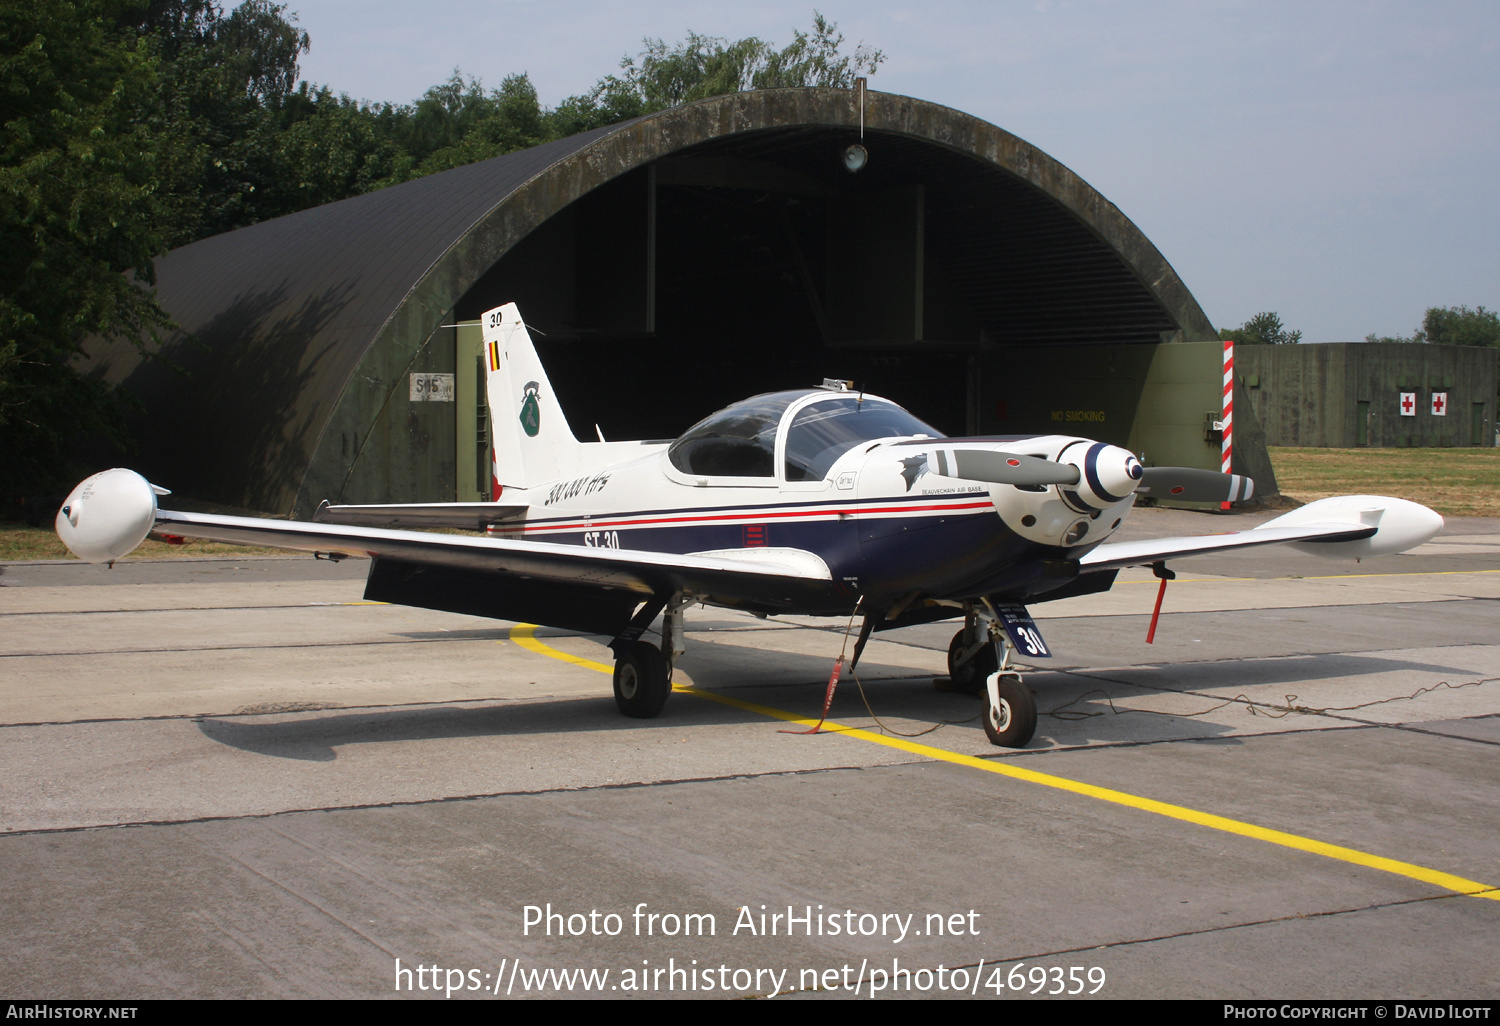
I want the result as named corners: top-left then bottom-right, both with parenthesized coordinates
top-left (84, 87), bottom-right (1269, 515)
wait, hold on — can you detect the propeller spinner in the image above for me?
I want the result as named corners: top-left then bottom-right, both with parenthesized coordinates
top-left (1054, 441), bottom-right (1144, 509)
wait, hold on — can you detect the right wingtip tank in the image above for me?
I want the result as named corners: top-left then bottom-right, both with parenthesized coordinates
top-left (1263, 495), bottom-right (1443, 559)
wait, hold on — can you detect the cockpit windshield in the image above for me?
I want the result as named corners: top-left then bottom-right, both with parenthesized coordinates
top-left (668, 390), bottom-right (943, 481)
top-left (667, 392), bottom-right (803, 477)
top-left (783, 396), bottom-right (943, 481)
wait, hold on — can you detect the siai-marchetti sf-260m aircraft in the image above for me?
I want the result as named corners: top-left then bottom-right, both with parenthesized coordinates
top-left (57, 303), bottom-right (1444, 747)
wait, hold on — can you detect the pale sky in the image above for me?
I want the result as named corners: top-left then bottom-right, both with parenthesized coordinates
top-left (284, 0), bottom-right (1499, 343)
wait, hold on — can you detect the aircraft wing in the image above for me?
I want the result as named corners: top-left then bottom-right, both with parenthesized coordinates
top-left (55, 468), bottom-right (847, 636)
top-left (152, 508), bottom-right (835, 608)
top-left (1079, 495), bottom-right (1444, 571)
top-left (1079, 521), bottom-right (1376, 571)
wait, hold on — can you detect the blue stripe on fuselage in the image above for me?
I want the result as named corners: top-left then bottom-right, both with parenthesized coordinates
top-left (518, 498), bottom-right (1056, 600)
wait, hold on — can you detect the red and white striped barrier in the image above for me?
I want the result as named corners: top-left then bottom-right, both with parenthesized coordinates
top-left (1221, 339), bottom-right (1234, 510)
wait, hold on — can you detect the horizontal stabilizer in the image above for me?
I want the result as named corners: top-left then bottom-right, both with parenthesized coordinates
top-left (314, 501), bottom-right (527, 530)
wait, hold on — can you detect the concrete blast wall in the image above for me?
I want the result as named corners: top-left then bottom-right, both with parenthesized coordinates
top-left (1238, 344), bottom-right (1497, 448)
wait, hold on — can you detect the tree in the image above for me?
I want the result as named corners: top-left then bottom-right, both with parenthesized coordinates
top-left (213, 0), bottom-right (309, 104)
top-left (1362, 306), bottom-right (1498, 347)
top-left (0, 7), bottom-right (889, 505)
top-left (620, 32), bottom-right (772, 110)
top-left (1422, 305), bottom-right (1500, 348)
top-left (542, 13), bottom-right (884, 139)
top-left (1, 0), bottom-right (322, 502)
top-left (0, 0), bottom-right (178, 497)
top-left (136, 0), bottom-right (310, 243)
top-left (1219, 312), bottom-right (1302, 346)
top-left (272, 85), bottom-right (401, 208)
top-left (754, 12), bottom-right (885, 89)
top-left (377, 71), bottom-right (547, 185)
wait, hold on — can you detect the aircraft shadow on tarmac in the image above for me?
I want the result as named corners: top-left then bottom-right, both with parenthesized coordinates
top-left (191, 666), bottom-right (979, 762)
top-left (195, 697), bottom-right (699, 762)
top-left (190, 648), bottom-right (1459, 761)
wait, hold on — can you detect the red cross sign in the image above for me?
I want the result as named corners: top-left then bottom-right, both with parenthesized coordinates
top-left (1431, 392), bottom-right (1447, 416)
top-left (1399, 392), bottom-right (1416, 416)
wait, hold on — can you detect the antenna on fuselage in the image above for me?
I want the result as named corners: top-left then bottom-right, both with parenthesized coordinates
top-left (819, 377), bottom-right (863, 407)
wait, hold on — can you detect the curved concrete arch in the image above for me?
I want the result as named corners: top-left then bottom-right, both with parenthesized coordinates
top-left (91, 87), bottom-right (1217, 515)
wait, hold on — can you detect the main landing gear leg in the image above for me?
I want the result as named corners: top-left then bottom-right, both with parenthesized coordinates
top-left (946, 603), bottom-right (998, 695)
top-left (609, 594), bottom-right (679, 719)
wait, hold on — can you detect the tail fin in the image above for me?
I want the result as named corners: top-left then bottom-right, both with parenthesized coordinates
top-left (482, 303), bottom-right (584, 492)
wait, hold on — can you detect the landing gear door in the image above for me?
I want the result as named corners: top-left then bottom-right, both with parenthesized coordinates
top-left (996, 603), bottom-right (1051, 659)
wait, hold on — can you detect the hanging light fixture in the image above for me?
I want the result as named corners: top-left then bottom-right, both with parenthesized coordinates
top-left (840, 77), bottom-right (869, 173)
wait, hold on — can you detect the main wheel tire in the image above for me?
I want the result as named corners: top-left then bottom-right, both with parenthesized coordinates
top-left (613, 641), bottom-right (670, 719)
top-left (982, 674), bottom-right (1037, 748)
top-left (947, 628), bottom-right (998, 696)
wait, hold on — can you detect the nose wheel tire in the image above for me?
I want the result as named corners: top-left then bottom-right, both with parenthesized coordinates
top-left (947, 629), bottom-right (998, 696)
top-left (983, 673), bottom-right (1036, 748)
top-left (613, 641), bottom-right (671, 719)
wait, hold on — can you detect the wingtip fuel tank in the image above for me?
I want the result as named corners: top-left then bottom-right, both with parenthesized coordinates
top-left (1267, 495), bottom-right (1444, 559)
top-left (55, 468), bottom-right (161, 564)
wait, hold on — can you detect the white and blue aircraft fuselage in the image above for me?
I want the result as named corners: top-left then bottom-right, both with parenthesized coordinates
top-left (56, 304), bottom-right (1444, 747)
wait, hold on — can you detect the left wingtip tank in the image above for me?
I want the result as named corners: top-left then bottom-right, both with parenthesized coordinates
top-left (55, 468), bottom-right (161, 563)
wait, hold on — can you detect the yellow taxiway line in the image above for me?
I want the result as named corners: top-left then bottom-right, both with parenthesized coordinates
top-left (510, 623), bottom-right (1499, 903)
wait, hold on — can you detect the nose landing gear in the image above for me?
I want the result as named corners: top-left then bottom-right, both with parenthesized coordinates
top-left (983, 670), bottom-right (1036, 748)
top-left (948, 603), bottom-right (1038, 748)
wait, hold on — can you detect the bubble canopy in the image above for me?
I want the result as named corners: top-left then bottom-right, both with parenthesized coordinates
top-left (668, 390), bottom-right (943, 480)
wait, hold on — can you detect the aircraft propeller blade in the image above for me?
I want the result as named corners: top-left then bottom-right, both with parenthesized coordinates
top-left (1137, 467), bottom-right (1255, 503)
top-left (946, 450), bottom-right (1081, 487)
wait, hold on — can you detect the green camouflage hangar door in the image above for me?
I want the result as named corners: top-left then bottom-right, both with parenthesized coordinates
top-left (456, 320), bottom-right (491, 502)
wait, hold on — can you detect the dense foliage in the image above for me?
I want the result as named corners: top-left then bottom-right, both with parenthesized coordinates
top-left (0, 2), bottom-right (881, 505)
top-left (1365, 306), bottom-right (1500, 347)
top-left (2, 0), bottom-right (175, 502)
top-left (1219, 312), bottom-right (1303, 346)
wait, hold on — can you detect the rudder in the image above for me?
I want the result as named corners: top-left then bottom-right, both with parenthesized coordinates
top-left (481, 303), bottom-right (585, 493)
